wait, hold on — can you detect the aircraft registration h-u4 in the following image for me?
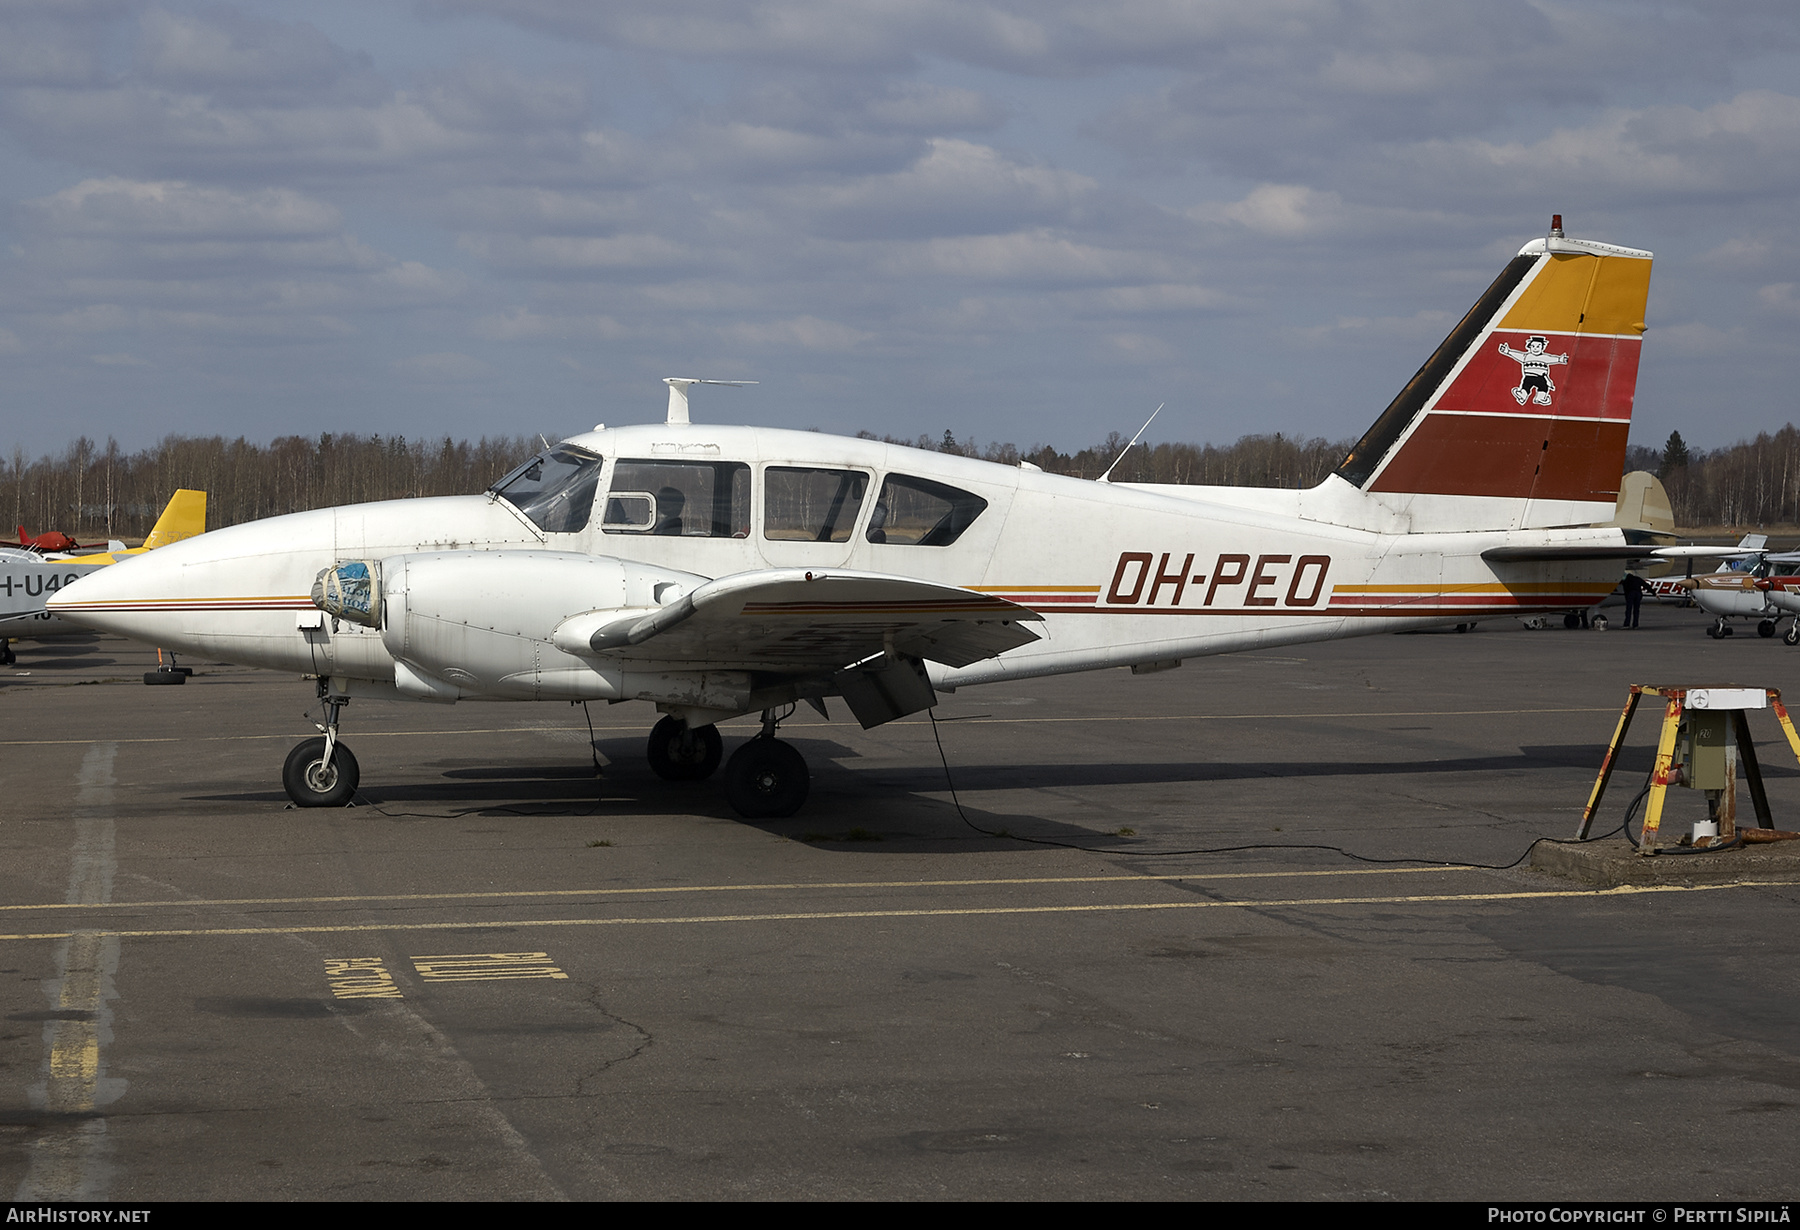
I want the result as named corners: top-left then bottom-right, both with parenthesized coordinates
top-left (51, 220), bottom-right (1654, 818)
top-left (1, 489), bottom-right (207, 664)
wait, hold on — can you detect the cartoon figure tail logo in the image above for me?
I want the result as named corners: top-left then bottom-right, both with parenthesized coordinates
top-left (1498, 334), bottom-right (1570, 406)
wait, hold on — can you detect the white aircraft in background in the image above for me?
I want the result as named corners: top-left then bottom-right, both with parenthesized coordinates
top-left (1, 490), bottom-right (206, 665)
top-left (52, 219), bottom-right (1655, 818)
top-left (1656, 536), bottom-right (1800, 640)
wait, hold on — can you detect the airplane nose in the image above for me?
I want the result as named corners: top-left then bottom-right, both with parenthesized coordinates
top-left (47, 508), bottom-right (331, 658)
top-left (47, 543), bottom-right (196, 644)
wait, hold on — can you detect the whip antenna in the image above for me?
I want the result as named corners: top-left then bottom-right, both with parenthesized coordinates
top-left (1097, 404), bottom-right (1163, 484)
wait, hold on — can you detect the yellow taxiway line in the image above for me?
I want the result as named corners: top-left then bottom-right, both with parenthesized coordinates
top-left (0, 866), bottom-right (1483, 914)
top-left (0, 880), bottom-right (1778, 943)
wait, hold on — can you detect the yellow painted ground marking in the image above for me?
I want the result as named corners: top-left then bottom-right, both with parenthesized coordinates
top-left (0, 706), bottom-right (1617, 748)
top-left (0, 867), bottom-right (1484, 914)
top-left (412, 952), bottom-right (567, 982)
top-left (0, 880), bottom-right (1779, 943)
top-left (44, 931), bottom-right (106, 1106)
top-left (324, 957), bottom-right (402, 1000)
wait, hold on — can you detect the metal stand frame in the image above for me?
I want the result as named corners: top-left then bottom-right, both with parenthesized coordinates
top-left (1579, 685), bottom-right (1800, 852)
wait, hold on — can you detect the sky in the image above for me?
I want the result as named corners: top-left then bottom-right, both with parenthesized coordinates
top-left (2, 0), bottom-right (1797, 461)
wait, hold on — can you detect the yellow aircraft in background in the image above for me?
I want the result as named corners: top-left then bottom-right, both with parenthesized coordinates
top-left (1, 490), bottom-right (207, 665)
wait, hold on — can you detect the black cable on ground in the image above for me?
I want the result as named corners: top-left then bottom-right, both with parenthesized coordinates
top-left (347, 702), bottom-right (608, 819)
top-left (927, 709), bottom-right (1657, 872)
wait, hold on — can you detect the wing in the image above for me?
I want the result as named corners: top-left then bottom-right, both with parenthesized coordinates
top-left (562, 568), bottom-right (1040, 672)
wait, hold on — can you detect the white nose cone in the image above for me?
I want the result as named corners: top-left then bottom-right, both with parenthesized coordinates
top-left (47, 548), bottom-right (190, 642)
top-left (47, 507), bottom-right (334, 664)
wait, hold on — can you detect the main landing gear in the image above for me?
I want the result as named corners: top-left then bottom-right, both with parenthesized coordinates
top-left (724, 721), bottom-right (810, 819)
top-left (646, 716), bottom-right (723, 781)
top-left (283, 685), bottom-right (359, 807)
top-left (645, 708), bottom-right (810, 818)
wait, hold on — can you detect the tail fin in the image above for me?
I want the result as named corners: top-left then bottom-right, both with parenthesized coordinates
top-left (1334, 223), bottom-right (1651, 526)
top-left (1606, 471), bottom-right (1675, 539)
top-left (143, 489), bottom-right (207, 549)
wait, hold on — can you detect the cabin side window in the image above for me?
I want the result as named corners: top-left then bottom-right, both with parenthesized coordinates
top-left (490, 445), bottom-right (603, 534)
top-left (763, 467), bottom-right (868, 543)
top-left (603, 460), bottom-right (751, 538)
top-left (866, 474), bottom-right (988, 546)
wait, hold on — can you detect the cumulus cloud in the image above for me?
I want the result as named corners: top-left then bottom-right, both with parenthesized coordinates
top-left (0, 0), bottom-right (1795, 455)
top-left (723, 314), bottom-right (872, 350)
top-left (391, 351), bottom-right (493, 381)
top-left (25, 178), bottom-right (342, 239)
top-left (795, 139), bottom-right (1099, 239)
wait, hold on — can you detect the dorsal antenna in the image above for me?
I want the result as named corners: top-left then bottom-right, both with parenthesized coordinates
top-left (1097, 404), bottom-right (1163, 484)
top-left (664, 377), bottom-right (757, 425)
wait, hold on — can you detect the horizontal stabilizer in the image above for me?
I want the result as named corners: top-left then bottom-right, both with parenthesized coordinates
top-left (1481, 543), bottom-right (1665, 563)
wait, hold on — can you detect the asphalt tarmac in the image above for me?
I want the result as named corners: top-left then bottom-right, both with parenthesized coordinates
top-left (3, 607), bottom-right (1800, 1201)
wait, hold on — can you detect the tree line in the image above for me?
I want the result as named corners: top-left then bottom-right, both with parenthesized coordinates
top-left (6, 433), bottom-right (541, 542)
top-left (1630, 428), bottom-right (1800, 530)
top-left (7, 425), bottom-right (1798, 541)
top-left (865, 429), bottom-right (1349, 489)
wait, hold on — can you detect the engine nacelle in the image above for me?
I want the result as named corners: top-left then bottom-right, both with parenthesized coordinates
top-left (371, 550), bottom-right (707, 701)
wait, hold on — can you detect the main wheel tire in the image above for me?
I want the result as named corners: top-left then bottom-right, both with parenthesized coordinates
top-left (283, 737), bottom-right (359, 807)
top-left (723, 737), bottom-right (810, 819)
top-left (1759, 619), bottom-right (1777, 638)
top-left (646, 716), bottom-right (723, 781)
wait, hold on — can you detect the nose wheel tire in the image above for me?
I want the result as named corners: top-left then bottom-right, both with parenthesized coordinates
top-left (283, 737), bottom-right (359, 807)
top-left (723, 737), bottom-right (810, 819)
top-left (646, 717), bottom-right (723, 781)
top-left (1786, 624), bottom-right (1800, 646)
top-left (1759, 619), bottom-right (1778, 638)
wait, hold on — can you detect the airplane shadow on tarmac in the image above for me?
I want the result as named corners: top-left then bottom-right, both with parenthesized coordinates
top-left (179, 735), bottom-right (1772, 854)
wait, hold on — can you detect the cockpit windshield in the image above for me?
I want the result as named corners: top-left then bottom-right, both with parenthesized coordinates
top-left (490, 445), bottom-right (603, 533)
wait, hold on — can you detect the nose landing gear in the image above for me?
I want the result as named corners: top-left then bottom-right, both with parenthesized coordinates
top-left (284, 686), bottom-right (359, 807)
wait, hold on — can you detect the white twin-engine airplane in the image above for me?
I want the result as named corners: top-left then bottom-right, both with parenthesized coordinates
top-left (50, 221), bottom-right (1653, 818)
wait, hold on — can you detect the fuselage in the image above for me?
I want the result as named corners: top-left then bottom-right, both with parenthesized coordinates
top-left (50, 421), bottom-right (1627, 712)
top-left (0, 550), bottom-right (108, 641)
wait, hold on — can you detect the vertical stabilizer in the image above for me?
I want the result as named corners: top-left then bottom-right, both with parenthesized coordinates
top-left (1334, 226), bottom-right (1651, 528)
top-left (1606, 471), bottom-right (1675, 538)
top-left (143, 490), bottom-right (207, 549)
